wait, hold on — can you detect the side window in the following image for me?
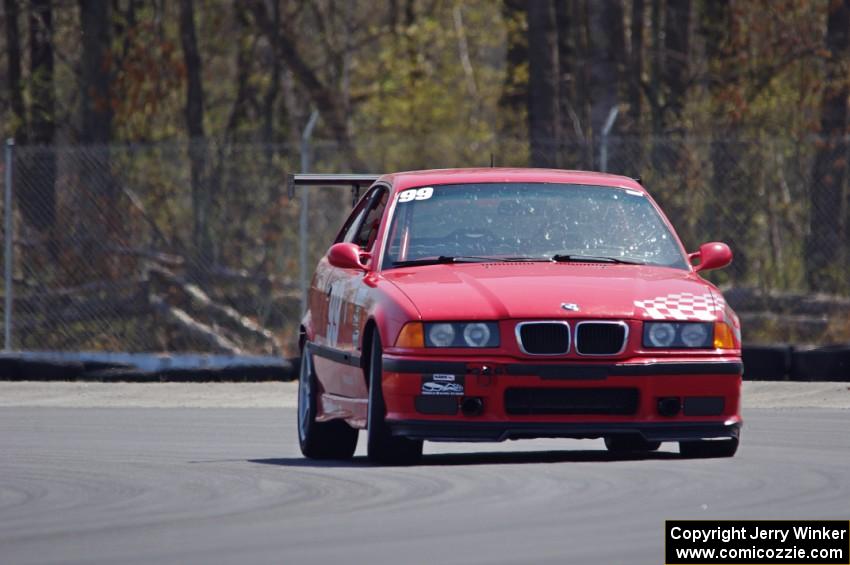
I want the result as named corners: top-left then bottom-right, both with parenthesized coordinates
top-left (352, 190), bottom-right (389, 249)
top-left (335, 188), bottom-right (379, 244)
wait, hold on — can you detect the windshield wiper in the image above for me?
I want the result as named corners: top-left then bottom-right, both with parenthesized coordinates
top-left (392, 255), bottom-right (533, 268)
top-left (551, 254), bottom-right (643, 265)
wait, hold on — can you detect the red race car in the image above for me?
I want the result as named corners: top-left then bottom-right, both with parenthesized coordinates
top-left (292, 169), bottom-right (742, 464)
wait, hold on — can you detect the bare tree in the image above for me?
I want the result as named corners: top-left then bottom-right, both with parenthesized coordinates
top-left (628, 0), bottom-right (645, 133)
top-left (587, 0), bottom-right (625, 169)
top-left (22, 0), bottom-right (57, 232)
top-left (498, 0), bottom-right (527, 139)
top-left (247, 0), bottom-right (364, 170)
top-left (806, 0), bottom-right (850, 291)
top-left (663, 0), bottom-right (691, 130)
top-left (79, 0), bottom-right (112, 145)
top-left (701, 0), bottom-right (752, 281)
top-left (553, 0), bottom-right (573, 163)
top-left (76, 0), bottom-right (120, 281)
top-left (178, 0), bottom-right (213, 275)
top-left (4, 0), bottom-right (26, 141)
top-left (527, 0), bottom-right (559, 167)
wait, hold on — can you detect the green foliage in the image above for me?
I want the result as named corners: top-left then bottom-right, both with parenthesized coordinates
top-left (353, 1), bottom-right (507, 170)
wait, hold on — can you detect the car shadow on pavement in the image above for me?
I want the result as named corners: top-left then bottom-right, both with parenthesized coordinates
top-left (248, 449), bottom-right (679, 468)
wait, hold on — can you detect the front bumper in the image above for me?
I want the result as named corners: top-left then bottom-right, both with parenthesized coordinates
top-left (381, 355), bottom-right (743, 442)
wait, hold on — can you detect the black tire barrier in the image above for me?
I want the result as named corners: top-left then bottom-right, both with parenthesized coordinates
top-left (741, 345), bottom-right (792, 381)
top-left (791, 345), bottom-right (850, 382)
top-left (83, 368), bottom-right (160, 382)
top-left (9, 360), bottom-right (86, 381)
top-left (0, 357), bottom-right (21, 379)
top-left (1, 357), bottom-right (294, 382)
top-left (82, 360), bottom-right (134, 373)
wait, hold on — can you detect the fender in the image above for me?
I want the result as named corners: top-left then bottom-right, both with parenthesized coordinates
top-left (358, 272), bottom-right (422, 354)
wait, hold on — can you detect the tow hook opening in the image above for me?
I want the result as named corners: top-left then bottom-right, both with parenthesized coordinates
top-left (657, 396), bottom-right (682, 417)
top-left (461, 396), bottom-right (484, 417)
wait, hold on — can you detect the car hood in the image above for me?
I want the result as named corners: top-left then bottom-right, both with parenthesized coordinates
top-left (382, 262), bottom-right (723, 321)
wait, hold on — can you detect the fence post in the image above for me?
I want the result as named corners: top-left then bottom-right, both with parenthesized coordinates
top-left (599, 106), bottom-right (619, 173)
top-left (299, 110), bottom-right (319, 317)
top-left (4, 138), bottom-right (14, 351)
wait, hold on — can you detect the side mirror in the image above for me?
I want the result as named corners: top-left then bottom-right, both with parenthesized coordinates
top-left (328, 242), bottom-right (369, 270)
top-left (689, 242), bottom-right (732, 273)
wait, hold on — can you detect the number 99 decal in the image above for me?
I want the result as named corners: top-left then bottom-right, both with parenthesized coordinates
top-left (398, 187), bottom-right (434, 203)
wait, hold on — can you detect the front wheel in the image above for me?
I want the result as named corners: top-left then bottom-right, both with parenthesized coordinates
top-left (367, 333), bottom-right (423, 465)
top-left (298, 346), bottom-right (358, 459)
top-left (679, 437), bottom-right (739, 458)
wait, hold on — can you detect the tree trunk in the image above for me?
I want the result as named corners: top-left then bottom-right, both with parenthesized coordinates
top-left (498, 0), bottom-right (528, 143)
top-left (225, 1), bottom-right (254, 139)
top-left (572, 0), bottom-right (592, 167)
top-left (246, 0), bottom-right (364, 171)
top-left (806, 0), bottom-right (850, 291)
top-left (587, 0), bottom-right (625, 171)
top-left (178, 0), bottom-right (213, 277)
top-left (649, 0), bottom-right (663, 139)
top-left (262, 0), bottom-right (282, 148)
top-left (79, 0), bottom-right (112, 145)
top-left (526, 0), bottom-right (559, 167)
top-left (628, 0), bottom-right (644, 132)
top-left (179, 0), bottom-right (204, 142)
top-left (4, 0), bottom-right (26, 142)
top-left (650, 0), bottom-right (691, 245)
top-left (78, 0), bottom-right (119, 279)
top-left (702, 0), bottom-right (751, 282)
top-left (663, 0), bottom-right (690, 130)
top-left (22, 0), bottom-right (56, 232)
top-left (553, 0), bottom-right (572, 166)
top-left (625, 0), bottom-right (645, 173)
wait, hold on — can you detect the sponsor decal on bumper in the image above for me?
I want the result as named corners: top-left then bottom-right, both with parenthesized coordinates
top-left (421, 374), bottom-right (465, 396)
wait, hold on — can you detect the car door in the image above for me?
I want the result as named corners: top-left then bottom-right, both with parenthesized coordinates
top-left (312, 186), bottom-right (389, 405)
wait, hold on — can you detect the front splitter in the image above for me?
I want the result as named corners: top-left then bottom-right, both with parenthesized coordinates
top-left (388, 419), bottom-right (741, 443)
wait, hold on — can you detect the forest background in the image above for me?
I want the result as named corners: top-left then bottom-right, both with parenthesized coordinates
top-left (2, 0), bottom-right (850, 354)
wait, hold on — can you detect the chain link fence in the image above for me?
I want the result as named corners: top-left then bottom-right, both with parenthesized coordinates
top-left (1, 135), bottom-right (849, 355)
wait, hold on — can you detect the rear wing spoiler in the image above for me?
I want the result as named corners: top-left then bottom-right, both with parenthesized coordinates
top-left (287, 174), bottom-right (381, 206)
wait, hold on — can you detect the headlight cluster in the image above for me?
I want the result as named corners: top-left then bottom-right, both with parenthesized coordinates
top-left (643, 322), bottom-right (713, 348)
top-left (425, 322), bottom-right (499, 348)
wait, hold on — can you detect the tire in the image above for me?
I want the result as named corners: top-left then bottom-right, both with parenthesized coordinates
top-left (366, 332), bottom-right (423, 465)
top-left (791, 346), bottom-right (850, 382)
top-left (298, 346), bottom-right (358, 459)
top-left (742, 345), bottom-right (791, 381)
top-left (604, 435), bottom-right (661, 454)
top-left (679, 437), bottom-right (739, 459)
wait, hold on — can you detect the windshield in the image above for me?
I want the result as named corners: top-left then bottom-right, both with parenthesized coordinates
top-left (382, 183), bottom-right (688, 269)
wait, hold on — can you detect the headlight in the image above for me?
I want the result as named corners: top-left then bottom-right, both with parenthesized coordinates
top-left (463, 323), bottom-right (491, 347)
top-left (643, 322), bottom-right (713, 348)
top-left (680, 323), bottom-right (710, 347)
top-left (646, 322), bottom-right (676, 347)
top-left (424, 322), bottom-right (499, 348)
top-left (427, 323), bottom-right (456, 347)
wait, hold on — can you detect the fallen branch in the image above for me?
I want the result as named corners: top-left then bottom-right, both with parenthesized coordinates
top-left (150, 294), bottom-right (245, 355)
top-left (150, 267), bottom-right (283, 354)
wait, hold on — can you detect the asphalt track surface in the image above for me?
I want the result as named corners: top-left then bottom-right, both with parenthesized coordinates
top-left (1, 403), bottom-right (849, 564)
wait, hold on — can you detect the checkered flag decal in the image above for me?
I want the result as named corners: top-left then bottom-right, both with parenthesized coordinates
top-left (633, 292), bottom-right (723, 321)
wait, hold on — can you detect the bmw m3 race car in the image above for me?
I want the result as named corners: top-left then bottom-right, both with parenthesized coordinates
top-left (293, 168), bottom-right (742, 464)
